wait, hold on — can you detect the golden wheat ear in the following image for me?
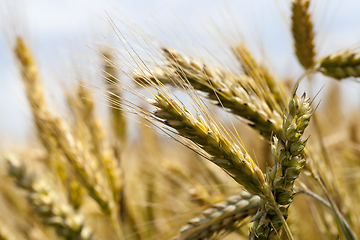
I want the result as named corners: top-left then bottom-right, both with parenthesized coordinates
top-left (106, 46), bottom-right (269, 197)
top-left (232, 43), bottom-right (288, 109)
top-left (76, 81), bottom-right (124, 204)
top-left (291, 0), bottom-right (360, 82)
top-left (133, 47), bottom-right (284, 142)
top-left (291, 0), bottom-right (316, 69)
top-left (147, 91), bottom-right (268, 196)
top-left (175, 191), bottom-right (260, 240)
top-left (7, 157), bottom-right (96, 240)
top-left (13, 37), bottom-right (59, 155)
top-left (102, 50), bottom-right (127, 142)
top-left (13, 37), bottom-right (123, 238)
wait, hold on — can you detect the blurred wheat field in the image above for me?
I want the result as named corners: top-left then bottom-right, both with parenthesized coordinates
top-left (1, 0), bottom-right (360, 240)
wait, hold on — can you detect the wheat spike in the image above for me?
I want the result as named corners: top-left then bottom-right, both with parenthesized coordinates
top-left (13, 38), bottom-right (66, 164)
top-left (250, 94), bottom-right (313, 240)
top-left (233, 44), bottom-right (288, 108)
top-left (67, 83), bottom-right (123, 205)
top-left (13, 36), bottom-right (78, 205)
top-left (7, 157), bottom-right (96, 240)
top-left (319, 51), bottom-right (360, 79)
top-left (13, 37), bottom-right (122, 237)
top-left (147, 91), bottom-right (268, 196)
top-left (291, 0), bottom-right (316, 69)
top-left (102, 50), bottom-right (127, 142)
top-left (134, 48), bottom-right (283, 141)
top-left (76, 83), bottom-right (123, 203)
top-left (176, 191), bottom-right (260, 240)
top-left (50, 117), bottom-right (122, 234)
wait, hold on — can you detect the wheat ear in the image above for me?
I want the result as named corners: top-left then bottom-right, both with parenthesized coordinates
top-left (318, 51), bottom-right (360, 79)
top-left (176, 191), bottom-right (260, 240)
top-left (233, 44), bottom-right (287, 108)
top-left (102, 50), bottom-right (127, 142)
top-left (14, 37), bottom-right (80, 205)
top-left (291, 0), bottom-right (316, 69)
top-left (7, 158), bottom-right (96, 240)
top-left (13, 38), bottom-right (66, 166)
top-left (13, 37), bottom-right (122, 236)
top-left (75, 83), bottom-right (123, 204)
top-left (134, 48), bottom-right (283, 141)
top-left (250, 94), bottom-right (313, 240)
top-left (147, 91), bottom-right (268, 196)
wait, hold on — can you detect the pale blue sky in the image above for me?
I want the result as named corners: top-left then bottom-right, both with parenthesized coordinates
top-left (1, 0), bottom-right (360, 148)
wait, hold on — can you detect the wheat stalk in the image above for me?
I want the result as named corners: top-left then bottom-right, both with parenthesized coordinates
top-left (291, 0), bottom-right (316, 69)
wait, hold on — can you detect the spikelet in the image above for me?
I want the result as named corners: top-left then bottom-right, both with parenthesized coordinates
top-left (291, 0), bottom-right (316, 69)
top-left (69, 181), bottom-right (84, 210)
